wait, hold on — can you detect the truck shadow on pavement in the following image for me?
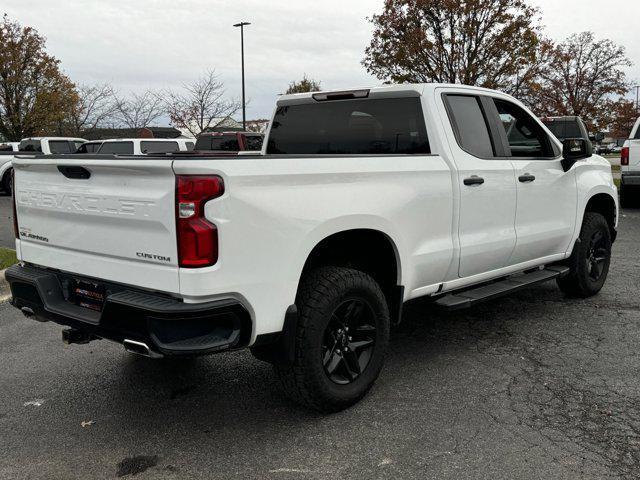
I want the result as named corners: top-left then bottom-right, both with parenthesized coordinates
top-left (99, 279), bottom-right (640, 478)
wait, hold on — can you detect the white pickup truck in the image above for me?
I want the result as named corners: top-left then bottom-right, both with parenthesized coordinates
top-left (620, 117), bottom-right (640, 207)
top-left (6, 84), bottom-right (618, 412)
top-left (0, 137), bottom-right (87, 194)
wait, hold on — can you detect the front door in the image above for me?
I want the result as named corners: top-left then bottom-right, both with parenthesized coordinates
top-left (491, 97), bottom-right (578, 265)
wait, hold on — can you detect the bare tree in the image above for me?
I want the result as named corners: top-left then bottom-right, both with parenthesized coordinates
top-left (114, 90), bottom-right (165, 129)
top-left (165, 70), bottom-right (240, 137)
top-left (65, 83), bottom-right (117, 135)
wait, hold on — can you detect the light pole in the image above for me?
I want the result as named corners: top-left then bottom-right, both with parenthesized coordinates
top-left (233, 21), bottom-right (250, 131)
top-left (636, 85), bottom-right (640, 114)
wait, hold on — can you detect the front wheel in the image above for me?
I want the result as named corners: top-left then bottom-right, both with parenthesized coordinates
top-left (557, 212), bottom-right (612, 297)
top-left (275, 266), bottom-right (390, 412)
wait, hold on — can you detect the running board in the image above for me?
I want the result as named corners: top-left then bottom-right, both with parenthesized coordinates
top-left (434, 266), bottom-right (570, 311)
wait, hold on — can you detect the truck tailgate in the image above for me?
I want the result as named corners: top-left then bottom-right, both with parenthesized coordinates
top-left (12, 157), bottom-right (180, 293)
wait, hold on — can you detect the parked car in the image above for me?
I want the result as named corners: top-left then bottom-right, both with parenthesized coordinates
top-left (96, 138), bottom-right (195, 155)
top-left (541, 116), bottom-right (592, 142)
top-left (0, 142), bottom-right (19, 152)
top-left (75, 141), bottom-right (103, 154)
top-left (0, 137), bottom-right (87, 194)
top-left (620, 117), bottom-right (640, 207)
top-left (194, 131), bottom-right (264, 152)
top-left (7, 84), bottom-right (618, 412)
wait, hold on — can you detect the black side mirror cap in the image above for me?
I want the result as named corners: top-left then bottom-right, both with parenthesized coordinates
top-left (561, 138), bottom-right (592, 172)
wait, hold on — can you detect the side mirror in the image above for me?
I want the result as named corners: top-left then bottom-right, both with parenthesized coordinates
top-left (594, 132), bottom-right (605, 142)
top-left (561, 138), bottom-right (592, 172)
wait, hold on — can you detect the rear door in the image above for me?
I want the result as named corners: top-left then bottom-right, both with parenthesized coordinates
top-left (490, 97), bottom-right (577, 264)
top-left (442, 93), bottom-right (517, 278)
top-left (13, 157), bottom-right (180, 293)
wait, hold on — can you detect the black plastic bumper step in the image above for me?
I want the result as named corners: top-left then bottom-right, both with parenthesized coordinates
top-left (434, 265), bottom-right (569, 311)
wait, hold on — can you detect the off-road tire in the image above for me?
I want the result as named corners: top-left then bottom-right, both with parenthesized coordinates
top-left (557, 212), bottom-right (612, 297)
top-left (274, 266), bottom-right (390, 413)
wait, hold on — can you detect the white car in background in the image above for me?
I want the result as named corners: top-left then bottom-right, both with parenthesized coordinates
top-left (96, 138), bottom-right (195, 155)
top-left (620, 117), bottom-right (640, 207)
top-left (0, 137), bottom-right (87, 194)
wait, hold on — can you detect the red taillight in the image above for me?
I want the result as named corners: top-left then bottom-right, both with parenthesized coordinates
top-left (621, 147), bottom-right (629, 166)
top-left (11, 169), bottom-right (18, 239)
top-left (175, 175), bottom-right (224, 268)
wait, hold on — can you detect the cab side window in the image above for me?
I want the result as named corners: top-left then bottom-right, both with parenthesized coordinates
top-left (494, 99), bottom-right (555, 158)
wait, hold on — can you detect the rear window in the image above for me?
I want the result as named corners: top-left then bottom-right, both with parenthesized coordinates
top-left (245, 135), bottom-right (264, 151)
top-left (140, 141), bottom-right (179, 154)
top-left (49, 141), bottom-right (74, 154)
top-left (195, 135), bottom-right (240, 151)
top-left (98, 142), bottom-right (134, 155)
top-left (18, 140), bottom-right (43, 152)
top-left (85, 143), bottom-right (102, 153)
top-left (267, 97), bottom-right (429, 155)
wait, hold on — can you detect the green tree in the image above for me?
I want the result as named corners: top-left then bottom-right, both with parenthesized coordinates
top-left (362, 0), bottom-right (546, 93)
top-left (286, 75), bottom-right (321, 94)
top-left (0, 14), bottom-right (78, 140)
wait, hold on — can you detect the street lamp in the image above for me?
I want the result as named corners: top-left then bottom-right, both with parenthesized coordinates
top-left (233, 21), bottom-right (251, 131)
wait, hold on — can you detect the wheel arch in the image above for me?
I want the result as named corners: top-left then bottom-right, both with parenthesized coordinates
top-left (583, 192), bottom-right (617, 242)
top-left (297, 227), bottom-right (404, 324)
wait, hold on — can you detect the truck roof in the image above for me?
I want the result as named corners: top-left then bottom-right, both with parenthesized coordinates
top-left (21, 137), bottom-right (87, 142)
top-left (277, 83), bottom-right (526, 104)
top-left (198, 131), bottom-right (262, 137)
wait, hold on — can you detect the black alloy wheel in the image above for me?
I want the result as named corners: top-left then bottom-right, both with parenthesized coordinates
top-left (322, 298), bottom-right (376, 385)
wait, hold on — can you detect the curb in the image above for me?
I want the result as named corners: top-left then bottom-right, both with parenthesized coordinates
top-left (0, 268), bottom-right (11, 304)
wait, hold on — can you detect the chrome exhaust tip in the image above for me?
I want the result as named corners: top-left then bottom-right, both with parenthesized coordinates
top-left (123, 339), bottom-right (162, 358)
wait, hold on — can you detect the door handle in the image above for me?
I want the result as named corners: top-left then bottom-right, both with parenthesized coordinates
top-left (463, 175), bottom-right (485, 186)
top-left (518, 174), bottom-right (536, 183)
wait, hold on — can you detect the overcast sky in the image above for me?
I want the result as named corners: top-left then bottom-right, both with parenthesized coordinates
top-left (4, 0), bottom-right (640, 123)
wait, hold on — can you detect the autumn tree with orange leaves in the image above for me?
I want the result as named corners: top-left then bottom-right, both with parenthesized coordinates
top-left (363, 0), bottom-right (548, 97)
top-left (0, 14), bottom-right (79, 140)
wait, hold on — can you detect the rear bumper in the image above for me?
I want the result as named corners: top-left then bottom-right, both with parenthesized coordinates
top-left (5, 264), bottom-right (251, 356)
top-left (621, 172), bottom-right (640, 185)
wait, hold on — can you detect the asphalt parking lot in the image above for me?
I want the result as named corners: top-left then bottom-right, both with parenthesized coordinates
top-left (1, 205), bottom-right (640, 479)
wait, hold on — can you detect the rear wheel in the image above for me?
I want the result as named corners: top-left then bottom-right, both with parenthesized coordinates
top-left (275, 266), bottom-right (390, 412)
top-left (557, 212), bottom-right (612, 297)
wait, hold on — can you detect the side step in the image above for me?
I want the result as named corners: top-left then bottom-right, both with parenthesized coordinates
top-left (434, 266), bottom-right (569, 311)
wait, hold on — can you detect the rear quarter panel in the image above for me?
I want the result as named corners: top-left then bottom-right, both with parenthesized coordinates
top-left (173, 155), bottom-right (454, 339)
